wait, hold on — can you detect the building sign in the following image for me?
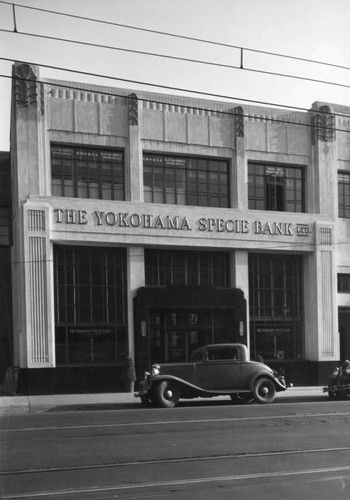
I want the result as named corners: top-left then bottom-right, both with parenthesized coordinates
top-left (53, 208), bottom-right (312, 238)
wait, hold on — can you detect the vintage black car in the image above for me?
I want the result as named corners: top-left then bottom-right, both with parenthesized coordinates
top-left (323, 360), bottom-right (350, 399)
top-left (135, 343), bottom-right (287, 407)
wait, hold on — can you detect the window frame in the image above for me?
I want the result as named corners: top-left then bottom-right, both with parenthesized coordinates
top-left (51, 143), bottom-right (125, 201)
top-left (338, 171), bottom-right (350, 218)
top-left (145, 249), bottom-right (230, 287)
top-left (248, 161), bottom-right (305, 213)
top-left (143, 153), bottom-right (230, 208)
top-left (338, 274), bottom-right (350, 293)
top-left (54, 246), bottom-right (128, 365)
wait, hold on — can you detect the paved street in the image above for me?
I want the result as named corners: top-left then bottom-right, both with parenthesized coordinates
top-left (1, 396), bottom-right (350, 499)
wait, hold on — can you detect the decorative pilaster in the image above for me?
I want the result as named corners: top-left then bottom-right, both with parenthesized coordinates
top-left (311, 105), bottom-right (336, 144)
top-left (304, 223), bottom-right (338, 361)
top-left (127, 93), bottom-right (142, 201)
top-left (235, 106), bottom-right (244, 137)
top-left (128, 93), bottom-right (138, 125)
top-left (234, 106), bottom-right (247, 209)
top-left (309, 103), bottom-right (337, 217)
top-left (23, 204), bottom-right (55, 368)
top-left (13, 63), bottom-right (38, 108)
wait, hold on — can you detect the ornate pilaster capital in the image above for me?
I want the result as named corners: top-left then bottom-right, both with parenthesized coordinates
top-left (128, 93), bottom-right (138, 126)
top-left (234, 106), bottom-right (244, 137)
top-left (13, 63), bottom-right (38, 108)
top-left (311, 105), bottom-right (335, 143)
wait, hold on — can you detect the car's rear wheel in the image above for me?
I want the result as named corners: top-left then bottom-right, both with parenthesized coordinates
top-left (328, 380), bottom-right (338, 399)
top-left (253, 377), bottom-right (276, 404)
top-left (230, 393), bottom-right (254, 404)
top-left (155, 380), bottom-right (180, 408)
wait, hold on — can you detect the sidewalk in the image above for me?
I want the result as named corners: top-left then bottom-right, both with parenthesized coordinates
top-left (0, 386), bottom-right (326, 416)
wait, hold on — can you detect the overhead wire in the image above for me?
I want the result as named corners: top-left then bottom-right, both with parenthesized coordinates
top-left (1, 0), bottom-right (350, 73)
top-left (0, 2), bottom-right (349, 120)
top-left (1, 27), bottom-right (349, 92)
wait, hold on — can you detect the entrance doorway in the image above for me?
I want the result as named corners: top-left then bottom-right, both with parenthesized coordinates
top-left (339, 308), bottom-right (350, 362)
top-left (149, 310), bottom-right (234, 363)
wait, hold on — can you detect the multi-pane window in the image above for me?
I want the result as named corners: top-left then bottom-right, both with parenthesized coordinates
top-left (51, 145), bottom-right (124, 200)
top-left (338, 172), bottom-right (350, 218)
top-left (249, 254), bottom-right (303, 360)
top-left (248, 163), bottom-right (304, 212)
top-left (249, 255), bottom-right (302, 319)
top-left (338, 274), bottom-right (350, 293)
top-left (143, 154), bottom-right (229, 207)
top-left (145, 249), bottom-right (230, 287)
top-left (54, 246), bottom-right (127, 364)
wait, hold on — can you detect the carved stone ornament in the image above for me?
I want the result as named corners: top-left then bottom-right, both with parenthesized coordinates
top-left (312, 105), bottom-right (335, 143)
top-left (235, 106), bottom-right (244, 137)
top-left (13, 63), bottom-right (38, 108)
top-left (128, 93), bottom-right (138, 126)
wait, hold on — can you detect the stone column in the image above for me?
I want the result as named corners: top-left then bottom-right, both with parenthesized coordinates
top-left (127, 248), bottom-right (145, 360)
top-left (126, 93), bottom-right (145, 359)
top-left (11, 63), bottom-right (54, 368)
top-left (127, 93), bottom-right (143, 201)
top-left (234, 106), bottom-right (247, 210)
top-left (230, 251), bottom-right (250, 352)
top-left (304, 223), bottom-right (338, 361)
top-left (310, 104), bottom-right (337, 217)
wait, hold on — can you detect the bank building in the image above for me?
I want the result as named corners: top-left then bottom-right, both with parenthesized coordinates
top-left (5, 62), bottom-right (350, 394)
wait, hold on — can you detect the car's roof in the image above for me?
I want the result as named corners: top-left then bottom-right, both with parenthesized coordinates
top-left (192, 343), bottom-right (246, 352)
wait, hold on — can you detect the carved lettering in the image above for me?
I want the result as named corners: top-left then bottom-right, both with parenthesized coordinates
top-left (255, 221), bottom-right (294, 236)
top-left (54, 208), bottom-right (64, 223)
top-left (95, 211), bottom-right (104, 225)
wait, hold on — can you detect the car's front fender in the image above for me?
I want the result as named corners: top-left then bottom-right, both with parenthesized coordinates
top-left (248, 372), bottom-right (286, 392)
top-left (149, 375), bottom-right (207, 395)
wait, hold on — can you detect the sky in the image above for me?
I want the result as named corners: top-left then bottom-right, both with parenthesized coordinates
top-left (0, 0), bottom-right (350, 151)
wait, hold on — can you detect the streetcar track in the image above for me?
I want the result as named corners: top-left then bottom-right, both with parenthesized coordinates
top-left (2, 446), bottom-right (350, 476)
top-left (3, 464), bottom-right (350, 499)
top-left (2, 410), bottom-right (350, 433)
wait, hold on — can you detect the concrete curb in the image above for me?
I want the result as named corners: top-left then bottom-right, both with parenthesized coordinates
top-left (0, 387), bottom-right (326, 416)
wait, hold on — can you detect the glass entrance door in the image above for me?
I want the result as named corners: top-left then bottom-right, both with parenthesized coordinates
top-left (149, 310), bottom-right (234, 363)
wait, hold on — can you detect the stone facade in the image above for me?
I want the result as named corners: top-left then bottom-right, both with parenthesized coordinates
top-left (9, 63), bottom-right (350, 393)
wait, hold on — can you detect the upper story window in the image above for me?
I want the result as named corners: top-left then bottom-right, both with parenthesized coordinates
top-left (248, 162), bottom-right (304, 212)
top-left (143, 153), bottom-right (229, 207)
top-left (51, 145), bottom-right (124, 200)
top-left (338, 274), bottom-right (350, 293)
top-left (338, 172), bottom-right (350, 218)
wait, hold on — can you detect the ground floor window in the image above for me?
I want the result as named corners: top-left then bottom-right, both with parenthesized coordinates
top-left (249, 254), bottom-right (303, 360)
top-left (145, 249), bottom-right (230, 287)
top-left (149, 310), bottom-right (234, 363)
top-left (54, 245), bottom-right (127, 364)
top-left (338, 274), bottom-right (350, 293)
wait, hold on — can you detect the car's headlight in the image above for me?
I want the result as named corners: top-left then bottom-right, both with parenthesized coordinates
top-left (151, 364), bottom-right (160, 377)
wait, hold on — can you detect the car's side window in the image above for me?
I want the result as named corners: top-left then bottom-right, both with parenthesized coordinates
top-left (191, 351), bottom-right (206, 362)
top-left (208, 348), bottom-right (239, 361)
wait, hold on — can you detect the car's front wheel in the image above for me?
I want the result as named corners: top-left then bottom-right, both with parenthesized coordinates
top-left (253, 377), bottom-right (276, 404)
top-left (155, 380), bottom-right (180, 408)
